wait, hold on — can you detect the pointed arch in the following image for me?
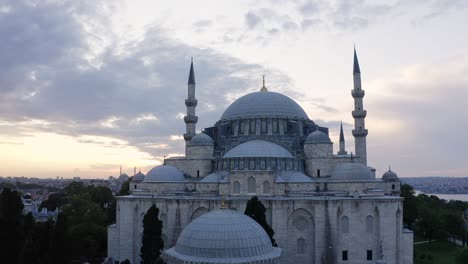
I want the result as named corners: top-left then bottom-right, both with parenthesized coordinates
top-left (366, 215), bottom-right (374, 233)
top-left (341, 216), bottom-right (349, 233)
top-left (287, 208), bottom-right (315, 263)
top-left (263, 181), bottom-right (270, 194)
top-left (233, 181), bottom-right (240, 194)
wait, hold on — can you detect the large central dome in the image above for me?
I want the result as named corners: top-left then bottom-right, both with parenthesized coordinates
top-left (220, 91), bottom-right (308, 121)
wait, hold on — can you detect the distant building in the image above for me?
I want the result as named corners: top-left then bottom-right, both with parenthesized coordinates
top-left (108, 50), bottom-right (413, 264)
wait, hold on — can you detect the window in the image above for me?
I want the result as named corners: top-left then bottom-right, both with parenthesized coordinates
top-left (239, 160), bottom-right (244, 170)
top-left (233, 181), bottom-right (240, 194)
top-left (392, 184), bottom-right (395, 190)
top-left (366, 215), bottom-right (374, 233)
top-left (297, 238), bottom-right (306, 254)
top-left (317, 169), bottom-right (321, 177)
top-left (248, 177), bottom-right (256, 193)
top-left (342, 250), bottom-right (348, 261)
top-left (272, 119), bottom-right (278, 133)
top-left (239, 121), bottom-right (245, 133)
top-left (367, 250), bottom-right (373, 260)
top-left (261, 119), bottom-right (267, 133)
top-left (341, 216), bottom-right (349, 233)
top-left (197, 170), bottom-right (200, 178)
top-left (134, 184), bottom-right (137, 189)
top-left (250, 119), bottom-right (256, 133)
top-left (263, 181), bottom-right (270, 194)
top-left (249, 159), bottom-right (255, 170)
top-left (260, 159), bottom-right (266, 170)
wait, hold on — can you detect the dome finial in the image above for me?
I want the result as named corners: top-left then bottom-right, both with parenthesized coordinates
top-left (163, 154), bottom-right (167, 165)
top-left (260, 75), bottom-right (268, 92)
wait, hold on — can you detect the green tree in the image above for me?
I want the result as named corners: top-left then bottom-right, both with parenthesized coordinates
top-left (442, 213), bottom-right (465, 242)
top-left (456, 247), bottom-right (468, 264)
top-left (117, 177), bottom-right (132, 196)
top-left (39, 192), bottom-right (68, 211)
top-left (140, 205), bottom-right (164, 264)
top-left (244, 196), bottom-right (278, 247)
top-left (401, 184), bottom-right (418, 227)
top-left (64, 181), bottom-right (86, 196)
top-left (0, 188), bottom-right (25, 263)
top-left (49, 213), bottom-right (71, 264)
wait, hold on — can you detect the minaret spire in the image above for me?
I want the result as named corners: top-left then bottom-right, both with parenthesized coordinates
top-left (338, 121), bottom-right (347, 155)
top-left (184, 58), bottom-right (198, 145)
top-left (351, 46), bottom-right (368, 165)
top-left (260, 75), bottom-right (268, 92)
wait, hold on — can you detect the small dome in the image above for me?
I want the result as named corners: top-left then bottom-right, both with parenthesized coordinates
top-left (331, 162), bottom-right (373, 180)
top-left (305, 130), bottom-right (332, 144)
top-left (189, 133), bottom-right (214, 146)
top-left (382, 169), bottom-right (398, 181)
top-left (223, 140), bottom-right (294, 158)
top-left (220, 91), bottom-right (308, 121)
top-left (164, 209), bottom-right (281, 263)
top-left (144, 165), bottom-right (185, 182)
top-left (133, 171), bottom-right (145, 182)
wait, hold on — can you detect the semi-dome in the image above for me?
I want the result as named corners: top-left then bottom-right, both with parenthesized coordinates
top-left (189, 133), bottom-right (214, 146)
top-left (223, 140), bottom-right (294, 158)
top-left (220, 91), bottom-right (308, 121)
top-left (144, 165), bottom-right (185, 182)
top-left (164, 209), bottom-right (282, 263)
top-left (331, 162), bottom-right (373, 180)
top-left (305, 130), bottom-right (332, 144)
top-left (133, 171), bottom-right (145, 182)
top-left (382, 169), bottom-right (399, 181)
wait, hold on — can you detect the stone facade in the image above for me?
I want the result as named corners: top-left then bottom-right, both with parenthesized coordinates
top-left (108, 53), bottom-right (413, 264)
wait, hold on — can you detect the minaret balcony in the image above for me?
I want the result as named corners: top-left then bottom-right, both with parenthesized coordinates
top-left (352, 129), bottom-right (368, 137)
top-left (184, 115), bottom-right (198, 123)
top-left (352, 110), bottom-right (367, 118)
top-left (183, 133), bottom-right (193, 141)
top-left (351, 89), bottom-right (365, 98)
top-left (185, 99), bottom-right (198, 107)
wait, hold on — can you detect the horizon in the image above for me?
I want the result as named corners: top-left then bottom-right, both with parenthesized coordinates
top-left (1, 0), bottom-right (467, 178)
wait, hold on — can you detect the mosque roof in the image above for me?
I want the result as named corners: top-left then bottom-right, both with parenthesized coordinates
top-left (223, 140), bottom-right (294, 158)
top-left (133, 171), bottom-right (145, 182)
top-left (331, 162), bottom-right (373, 180)
top-left (305, 130), bottom-right (332, 144)
top-left (220, 91), bottom-right (308, 121)
top-left (189, 133), bottom-right (214, 146)
top-left (144, 165), bottom-right (185, 182)
top-left (164, 209), bottom-right (281, 263)
top-left (276, 171), bottom-right (313, 183)
top-left (382, 169), bottom-right (399, 181)
top-left (200, 171), bottom-right (229, 183)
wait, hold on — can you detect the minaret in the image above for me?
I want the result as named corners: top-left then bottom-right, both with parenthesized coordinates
top-left (183, 58), bottom-right (198, 143)
top-left (338, 121), bottom-right (347, 155)
top-left (352, 47), bottom-right (368, 165)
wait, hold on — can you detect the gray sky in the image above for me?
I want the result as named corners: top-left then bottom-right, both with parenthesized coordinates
top-left (0, 0), bottom-right (467, 178)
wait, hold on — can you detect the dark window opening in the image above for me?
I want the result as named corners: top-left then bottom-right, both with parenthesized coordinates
top-left (367, 250), bottom-right (372, 260)
top-left (342, 250), bottom-right (348, 261)
top-left (392, 184), bottom-right (395, 190)
top-left (317, 169), bottom-right (321, 177)
top-left (197, 170), bottom-right (200, 178)
top-left (134, 185), bottom-right (137, 189)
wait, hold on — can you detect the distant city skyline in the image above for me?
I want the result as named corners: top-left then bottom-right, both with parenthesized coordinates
top-left (1, 0), bottom-right (467, 178)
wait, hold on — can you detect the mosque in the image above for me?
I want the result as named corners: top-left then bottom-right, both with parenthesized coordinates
top-left (107, 49), bottom-right (413, 264)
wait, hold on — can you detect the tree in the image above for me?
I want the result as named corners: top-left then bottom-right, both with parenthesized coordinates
top-left (49, 213), bottom-right (71, 264)
top-left (117, 177), bottom-right (132, 196)
top-left (442, 213), bottom-right (464, 242)
top-left (140, 205), bottom-right (165, 264)
top-left (401, 184), bottom-right (418, 227)
top-left (0, 188), bottom-right (25, 263)
top-left (244, 196), bottom-right (278, 247)
top-left (455, 247), bottom-right (468, 264)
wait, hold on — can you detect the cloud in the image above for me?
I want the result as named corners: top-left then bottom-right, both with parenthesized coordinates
top-left (245, 11), bottom-right (262, 29)
top-left (366, 54), bottom-right (468, 176)
top-left (0, 0), bottom-right (289, 164)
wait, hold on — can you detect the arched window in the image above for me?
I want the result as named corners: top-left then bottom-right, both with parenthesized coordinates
top-left (248, 177), bottom-right (256, 194)
top-left (341, 216), bottom-right (349, 233)
top-left (366, 215), bottom-right (374, 233)
top-left (297, 238), bottom-right (306, 254)
top-left (233, 181), bottom-right (240, 194)
top-left (263, 181), bottom-right (270, 194)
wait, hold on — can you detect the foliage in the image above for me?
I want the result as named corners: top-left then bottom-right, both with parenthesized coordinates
top-left (39, 192), bottom-right (68, 211)
top-left (414, 239), bottom-right (460, 264)
top-left (140, 205), bottom-right (165, 264)
top-left (401, 184), bottom-right (468, 242)
top-left (117, 177), bottom-right (132, 196)
top-left (0, 188), bottom-right (25, 263)
top-left (244, 196), bottom-right (278, 247)
top-left (455, 247), bottom-right (468, 264)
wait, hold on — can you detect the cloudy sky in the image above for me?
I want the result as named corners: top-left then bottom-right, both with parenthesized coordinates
top-left (0, 0), bottom-right (467, 178)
